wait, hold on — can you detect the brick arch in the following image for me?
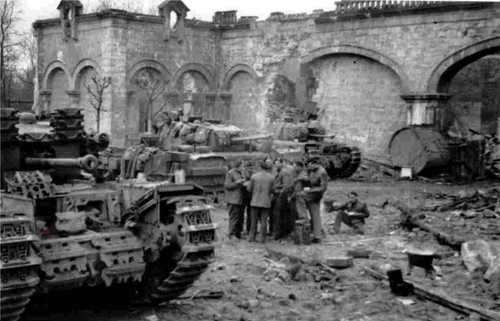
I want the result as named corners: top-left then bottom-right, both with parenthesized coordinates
top-left (427, 36), bottom-right (500, 92)
top-left (71, 59), bottom-right (102, 90)
top-left (301, 44), bottom-right (410, 93)
top-left (172, 63), bottom-right (215, 91)
top-left (222, 64), bottom-right (258, 90)
top-left (42, 60), bottom-right (71, 90)
top-left (127, 59), bottom-right (171, 85)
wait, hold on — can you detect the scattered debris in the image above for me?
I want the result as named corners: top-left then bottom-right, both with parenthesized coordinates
top-left (461, 240), bottom-right (498, 274)
top-left (351, 158), bottom-right (398, 182)
top-left (428, 188), bottom-right (499, 213)
top-left (177, 291), bottom-right (225, 301)
top-left (398, 203), bottom-right (465, 250)
top-left (325, 256), bottom-right (354, 269)
top-left (346, 248), bottom-right (372, 259)
top-left (396, 298), bottom-right (416, 306)
top-left (364, 265), bottom-right (500, 321)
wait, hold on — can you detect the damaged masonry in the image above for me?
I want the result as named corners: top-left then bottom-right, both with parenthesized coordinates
top-left (1, 0), bottom-right (500, 321)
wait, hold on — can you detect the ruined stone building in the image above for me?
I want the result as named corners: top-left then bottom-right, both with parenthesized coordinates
top-left (34, 0), bottom-right (500, 159)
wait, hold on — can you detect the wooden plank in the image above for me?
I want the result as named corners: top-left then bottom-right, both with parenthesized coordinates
top-left (363, 266), bottom-right (500, 321)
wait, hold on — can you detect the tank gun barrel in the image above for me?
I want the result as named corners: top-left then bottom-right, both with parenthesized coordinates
top-left (230, 134), bottom-right (273, 143)
top-left (25, 154), bottom-right (99, 172)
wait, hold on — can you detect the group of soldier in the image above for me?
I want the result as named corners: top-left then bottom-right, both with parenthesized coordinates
top-left (152, 110), bottom-right (371, 242)
top-left (225, 157), bottom-right (371, 243)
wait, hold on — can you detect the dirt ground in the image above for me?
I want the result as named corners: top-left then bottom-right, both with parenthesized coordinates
top-left (25, 179), bottom-right (499, 321)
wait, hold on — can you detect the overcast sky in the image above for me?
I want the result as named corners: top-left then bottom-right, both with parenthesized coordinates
top-left (16, 0), bottom-right (336, 33)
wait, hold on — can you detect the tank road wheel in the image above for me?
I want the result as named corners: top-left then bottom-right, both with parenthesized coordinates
top-left (141, 197), bottom-right (217, 303)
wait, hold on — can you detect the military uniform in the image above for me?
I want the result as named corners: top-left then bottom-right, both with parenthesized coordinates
top-left (332, 199), bottom-right (370, 234)
top-left (272, 164), bottom-right (296, 239)
top-left (224, 168), bottom-right (245, 238)
top-left (248, 170), bottom-right (275, 242)
top-left (295, 165), bottom-right (328, 241)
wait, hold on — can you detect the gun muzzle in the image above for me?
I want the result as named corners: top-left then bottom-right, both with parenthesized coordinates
top-left (25, 154), bottom-right (99, 172)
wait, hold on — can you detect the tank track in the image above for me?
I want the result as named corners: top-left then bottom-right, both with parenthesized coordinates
top-left (339, 146), bottom-right (362, 178)
top-left (0, 212), bottom-right (41, 321)
top-left (149, 201), bottom-right (216, 302)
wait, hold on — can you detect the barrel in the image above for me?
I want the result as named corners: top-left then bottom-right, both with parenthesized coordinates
top-left (389, 126), bottom-right (450, 174)
top-left (25, 155), bottom-right (99, 172)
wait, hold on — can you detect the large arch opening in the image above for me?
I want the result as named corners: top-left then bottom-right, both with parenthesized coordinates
top-left (47, 68), bottom-right (69, 111)
top-left (75, 66), bottom-right (100, 132)
top-left (128, 67), bottom-right (169, 134)
top-left (429, 38), bottom-right (500, 137)
top-left (227, 70), bottom-right (260, 132)
top-left (175, 70), bottom-right (210, 93)
top-left (443, 54), bottom-right (500, 137)
top-left (304, 53), bottom-right (407, 157)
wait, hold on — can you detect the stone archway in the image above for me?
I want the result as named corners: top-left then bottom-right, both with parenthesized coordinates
top-left (301, 44), bottom-right (411, 93)
top-left (71, 59), bottom-right (102, 90)
top-left (223, 65), bottom-right (261, 132)
top-left (300, 45), bottom-right (408, 157)
top-left (74, 63), bottom-right (107, 132)
top-left (42, 60), bottom-right (72, 112)
top-left (427, 36), bottom-right (500, 93)
top-left (222, 64), bottom-right (258, 90)
top-left (172, 63), bottom-right (215, 92)
top-left (127, 60), bottom-right (171, 136)
top-left (427, 37), bottom-right (500, 136)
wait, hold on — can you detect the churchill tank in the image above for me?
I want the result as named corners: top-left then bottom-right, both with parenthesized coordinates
top-left (273, 115), bottom-right (361, 179)
top-left (101, 118), bottom-right (272, 201)
top-left (0, 108), bottom-right (217, 321)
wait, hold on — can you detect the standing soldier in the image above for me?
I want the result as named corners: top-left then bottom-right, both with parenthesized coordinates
top-left (240, 160), bottom-right (252, 235)
top-left (247, 161), bottom-right (275, 243)
top-left (272, 159), bottom-right (296, 239)
top-left (224, 160), bottom-right (246, 239)
top-left (296, 157), bottom-right (328, 243)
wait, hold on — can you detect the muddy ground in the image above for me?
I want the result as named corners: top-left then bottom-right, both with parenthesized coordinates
top-left (25, 179), bottom-right (499, 321)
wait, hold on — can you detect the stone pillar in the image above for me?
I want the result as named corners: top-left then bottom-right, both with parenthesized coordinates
top-left (39, 91), bottom-right (52, 116)
top-left (401, 93), bottom-right (450, 128)
top-left (66, 90), bottom-right (81, 109)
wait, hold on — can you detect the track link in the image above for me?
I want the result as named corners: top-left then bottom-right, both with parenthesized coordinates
top-left (0, 212), bottom-right (41, 321)
top-left (149, 200), bottom-right (216, 302)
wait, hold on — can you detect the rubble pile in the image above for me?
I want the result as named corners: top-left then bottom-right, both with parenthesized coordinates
top-left (485, 135), bottom-right (500, 178)
top-left (351, 158), bottom-right (398, 182)
top-left (417, 188), bottom-right (500, 241)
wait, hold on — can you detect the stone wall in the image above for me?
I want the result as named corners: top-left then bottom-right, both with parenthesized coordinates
top-left (219, 4), bottom-right (500, 157)
top-left (34, 2), bottom-right (500, 159)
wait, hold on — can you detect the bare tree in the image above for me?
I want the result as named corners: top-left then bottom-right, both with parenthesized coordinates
top-left (0, 0), bottom-right (20, 107)
top-left (85, 73), bottom-right (112, 132)
top-left (17, 32), bottom-right (36, 86)
top-left (134, 69), bottom-right (167, 132)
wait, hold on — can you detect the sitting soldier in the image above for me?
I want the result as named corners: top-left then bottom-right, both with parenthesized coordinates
top-left (325, 191), bottom-right (370, 235)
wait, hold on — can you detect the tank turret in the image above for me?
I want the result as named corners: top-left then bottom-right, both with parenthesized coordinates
top-left (0, 107), bottom-right (217, 321)
top-left (1, 108), bottom-right (108, 188)
top-left (273, 113), bottom-right (362, 179)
